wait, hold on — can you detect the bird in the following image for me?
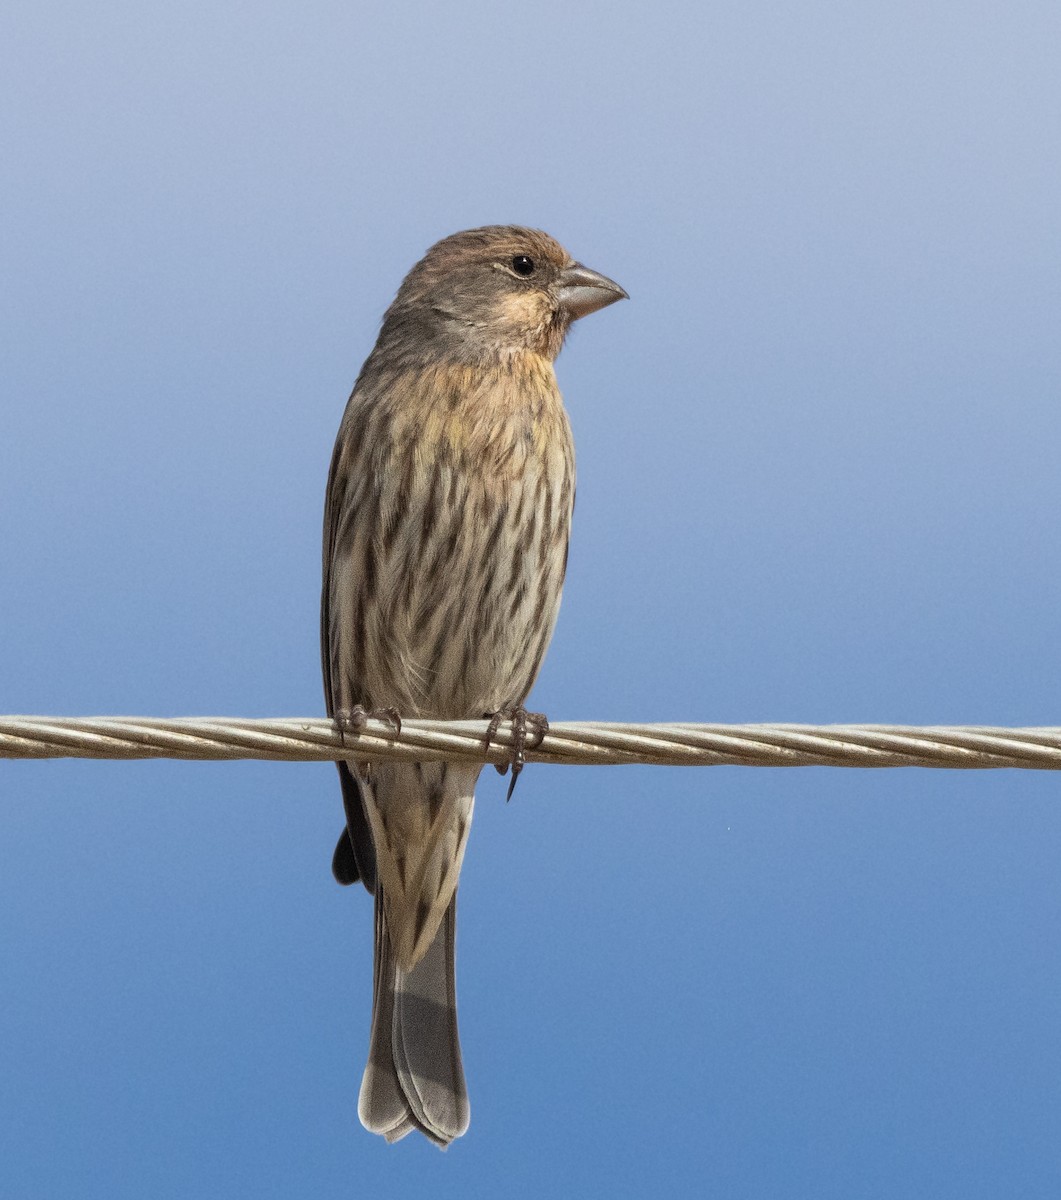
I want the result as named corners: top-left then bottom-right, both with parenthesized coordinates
top-left (320, 226), bottom-right (626, 1146)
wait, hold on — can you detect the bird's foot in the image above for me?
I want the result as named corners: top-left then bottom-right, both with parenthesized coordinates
top-left (334, 705), bottom-right (402, 744)
top-left (483, 705), bottom-right (549, 801)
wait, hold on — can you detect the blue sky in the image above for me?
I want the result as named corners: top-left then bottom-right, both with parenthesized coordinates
top-left (3, 0), bottom-right (1061, 1195)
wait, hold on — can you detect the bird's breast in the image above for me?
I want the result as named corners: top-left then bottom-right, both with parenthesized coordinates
top-left (389, 357), bottom-right (569, 486)
top-left (330, 355), bottom-right (575, 718)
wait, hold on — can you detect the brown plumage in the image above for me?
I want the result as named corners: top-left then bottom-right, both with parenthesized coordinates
top-left (321, 226), bottom-right (626, 1145)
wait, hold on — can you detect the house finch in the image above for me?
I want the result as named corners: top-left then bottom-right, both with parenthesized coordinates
top-left (321, 226), bottom-right (626, 1145)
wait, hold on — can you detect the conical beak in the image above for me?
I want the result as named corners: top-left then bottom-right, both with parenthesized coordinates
top-left (557, 262), bottom-right (629, 320)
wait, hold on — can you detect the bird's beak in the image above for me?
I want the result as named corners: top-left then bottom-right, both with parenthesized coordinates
top-left (556, 262), bottom-right (629, 320)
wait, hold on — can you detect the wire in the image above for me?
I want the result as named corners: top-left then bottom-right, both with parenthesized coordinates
top-left (3, 716), bottom-right (1061, 769)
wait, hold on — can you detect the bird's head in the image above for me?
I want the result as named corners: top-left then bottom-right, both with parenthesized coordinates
top-left (379, 226), bottom-right (627, 364)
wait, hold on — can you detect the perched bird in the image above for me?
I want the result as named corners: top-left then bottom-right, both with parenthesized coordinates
top-left (321, 226), bottom-right (626, 1145)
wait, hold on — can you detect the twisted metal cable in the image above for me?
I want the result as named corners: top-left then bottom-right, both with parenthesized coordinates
top-left (2, 716), bottom-right (1061, 770)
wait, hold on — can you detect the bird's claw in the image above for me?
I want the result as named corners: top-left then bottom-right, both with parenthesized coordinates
top-left (335, 705), bottom-right (402, 744)
top-left (483, 705), bottom-right (549, 801)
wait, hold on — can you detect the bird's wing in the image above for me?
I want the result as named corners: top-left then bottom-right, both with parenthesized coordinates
top-left (321, 403), bottom-right (377, 892)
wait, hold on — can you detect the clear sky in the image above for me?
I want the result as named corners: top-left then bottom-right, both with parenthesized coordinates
top-left (3, 0), bottom-right (1061, 1195)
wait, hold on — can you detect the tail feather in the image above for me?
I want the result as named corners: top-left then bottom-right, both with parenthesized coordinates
top-left (358, 889), bottom-right (469, 1146)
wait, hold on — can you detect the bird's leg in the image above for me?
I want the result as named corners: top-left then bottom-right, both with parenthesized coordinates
top-left (334, 705), bottom-right (402, 744)
top-left (483, 705), bottom-right (549, 801)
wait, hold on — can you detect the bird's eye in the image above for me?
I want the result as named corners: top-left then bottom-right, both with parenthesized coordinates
top-left (511, 255), bottom-right (536, 277)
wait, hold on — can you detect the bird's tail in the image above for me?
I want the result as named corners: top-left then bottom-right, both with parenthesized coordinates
top-left (358, 887), bottom-right (469, 1146)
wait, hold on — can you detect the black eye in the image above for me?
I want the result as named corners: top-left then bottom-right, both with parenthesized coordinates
top-left (512, 255), bottom-right (536, 277)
